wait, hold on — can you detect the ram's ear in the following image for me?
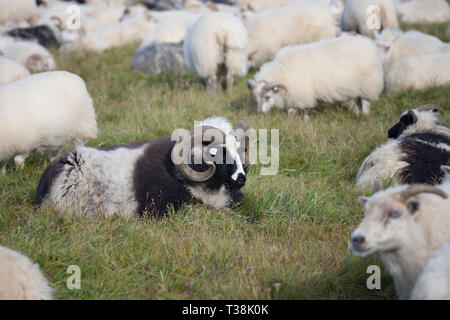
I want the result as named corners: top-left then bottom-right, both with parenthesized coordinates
top-left (247, 79), bottom-right (257, 90)
top-left (358, 196), bottom-right (369, 205)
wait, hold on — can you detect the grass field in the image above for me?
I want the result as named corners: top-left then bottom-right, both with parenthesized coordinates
top-left (0, 23), bottom-right (449, 300)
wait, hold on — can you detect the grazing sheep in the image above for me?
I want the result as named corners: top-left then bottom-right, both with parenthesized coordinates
top-left (36, 118), bottom-right (251, 217)
top-left (0, 0), bottom-right (38, 24)
top-left (2, 41), bottom-right (56, 73)
top-left (0, 56), bottom-right (30, 83)
top-left (386, 51), bottom-right (450, 93)
top-left (356, 105), bottom-right (449, 189)
top-left (340, 0), bottom-right (399, 38)
top-left (375, 28), bottom-right (450, 76)
top-left (59, 27), bottom-right (111, 53)
top-left (411, 242), bottom-right (450, 300)
top-left (247, 35), bottom-right (383, 119)
top-left (247, 0), bottom-right (338, 68)
top-left (0, 246), bottom-right (53, 300)
top-left (396, 0), bottom-right (450, 24)
top-left (0, 71), bottom-right (97, 173)
top-left (131, 41), bottom-right (188, 75)
top-left (184, 12), bottom-right (248, 94)
top-left (351, 178), bottom-right (450, 300)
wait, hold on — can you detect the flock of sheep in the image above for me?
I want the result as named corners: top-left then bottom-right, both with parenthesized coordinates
top-left (0, 0), bottom-right (449, 300)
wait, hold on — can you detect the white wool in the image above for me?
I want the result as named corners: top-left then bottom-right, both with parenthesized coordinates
top-left (411, 242), bottom-right (450, 300)
top-left (352, 182), bottom-right (450, 299)
top-left (238, 0), bottom-right (295, 12)
top-left (0, 0), bottom-right (38, 24)
top-left (0, 57), bottom-right (30, 84)
top-left (0, 246), bottom-right (53, 300)
top-left (0, 71), bottom-right (97, 166)
top-left (59, 28), bottom-right (111, 53)
top-left (137, 14), bottom-right (199, 51)
top-left (340, 0), bottom-right (399, 38)
top-left (184, 12), bottom-right (248, 81)
top-left (252, 35), bottom-right (383, 112)
top-left (386, 51), bottom-right (450, 93)
top-left (44, 145), bottom-right (146, 217)
top-left (2, 41), bottom-right (56, 73)
top-left (0, 36), bottom-right (18, 51)
top-left (89, 4), bottom-right (126, 24)
top-left (396, 0), bottom-right (450, 24)
top-left (375, 28), bottom-right (450, 76)
top-left (196, 116), bottom-right (233, 134)
top-left (247, 0), bottom-right (338, 67)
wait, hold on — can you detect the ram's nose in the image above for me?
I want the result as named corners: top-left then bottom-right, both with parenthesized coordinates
top-left (351, 235), bottom-right (366, 252)
top-left (233, 173), bottom-right (246, 188)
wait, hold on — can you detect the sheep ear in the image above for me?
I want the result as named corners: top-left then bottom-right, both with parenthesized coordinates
top-left (247, 80), bottom-right (257, 90)
top-left (406, 200), bottom-right (420, 215)
top-left (358, 196), bottom-right (369, 205)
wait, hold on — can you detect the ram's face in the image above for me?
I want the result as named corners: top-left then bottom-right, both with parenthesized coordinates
top-left (203, 135), bottom-right (246, 190)
top-left (247, 80), bottom-right (285, 114)
top-left (350, 195), bottom-right (415, 257)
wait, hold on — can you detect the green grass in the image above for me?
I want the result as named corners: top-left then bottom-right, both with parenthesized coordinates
top-left (0, 24), bottom-right (449, 300)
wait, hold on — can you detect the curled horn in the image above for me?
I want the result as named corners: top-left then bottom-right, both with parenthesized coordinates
top-left (417, 104), bottom-right (445, 115)
top-left (400, 185), bottom-right (448, 200)
top-left (173, 126), bottom-right (225, 182)
top-left (233, 120), bottom-right (251, 173)
top-left (262, 83), bottom-right (287, 93)
top-left (373, 180), bottom-right (384, 192)
top-left (50, 16), bottom-right (64, 29)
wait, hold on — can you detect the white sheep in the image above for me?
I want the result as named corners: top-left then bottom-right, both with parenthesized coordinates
top-left (340, 0), bottom-right (399, 38)
top-left (0, 246), bottom-right (53, 300)
top-left (375, 28), bottom-right (450, 76)
top-left (351, 177), bottom-right (450, 299)
top-left (386, 51), bottom-right (450, 93)
top-left (411, 242), bottom-right (450, 300)
top-left (247, 0), bottom-right (338, 68)
top-left (2, 41), bottom-right (56, 73)
top-left (59, 27), bottom-right (111, 53)
top-left (247, 35), bottom-right (384, 119)
top-left (184, 11), bottom-right (248, 94)
top-left (396, 0), bottom-right (450, 24)
top-left (0, 0), bottom-right (38, 24)
top-left (0, 56), bottom-right (30, 84)
top-left (0, 71), bottom-right (97, 173)
top-left (0, 35), bottom-right (17, 51)
top-left (238, 0), bottom-right (295, 12)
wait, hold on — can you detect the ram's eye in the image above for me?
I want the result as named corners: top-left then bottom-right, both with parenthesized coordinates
top-left (386, 209), bottom-right (401, 219)
top-left (264, 95), bottom-right (270, 101)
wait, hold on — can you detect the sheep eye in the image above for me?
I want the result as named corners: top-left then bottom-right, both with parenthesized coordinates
top-left (264, 96), bottom-right (270, 101)
top-left (386, 209), bottom-right (401, 219)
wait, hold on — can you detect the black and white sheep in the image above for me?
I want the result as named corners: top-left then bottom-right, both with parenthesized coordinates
top-left (36, 117), bottom-right (251, 218)
top-left (356, 104), bottom-right (449, 188)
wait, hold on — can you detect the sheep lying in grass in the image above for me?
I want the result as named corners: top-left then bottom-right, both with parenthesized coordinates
top-left (184, 12), bottom-right (248, 94)
top-left (0, 246), bottom-right (53, 300)
top-left (36, 117), bottom-right (250, 217)
top-left (0, 56), bottom-right (30, 83)
top-left (0, 71), bottom-right (97, 174)
top-left (247, 35), bottom-right (383, 119)
top-left (356, 105), bottom-right (450, 188)
top-left (375, 28), bottom-right (450, 76)
top-left (246, 0), bottom-right (338, 68)
top-left (396, 0), bottom-right (450, 24)
top-left (351, 176), bottom-right (450, 299)
top-left (0, 0), bottom-right (38, 24)
top-left (356, 105), bottom-right (449, 189)
top-left (340, 0), bottom-right (399, 38)
top-left (2, 41), bottom-right (56, 73)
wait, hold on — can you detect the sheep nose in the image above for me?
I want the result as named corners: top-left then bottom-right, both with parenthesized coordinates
top-left (234, 173), bottom-right (246, 188)
top-left (351, 235), bottom-right (365, 248)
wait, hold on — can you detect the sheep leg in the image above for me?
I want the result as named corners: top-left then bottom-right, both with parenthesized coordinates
top-left (344, 99), bottom-right (360, 116)
top-left (226, 73), bottom-right (234, 95)
top-left (0, 161), bottom-right (6, 175)
top-left (14, 153), bottom-right (29, 170)
top-left (207, 75), bottom-right (217, 94)
top-left (288, 108), bottom-right (298, 116)
top-left (359, 98), bottom-right (371, 116)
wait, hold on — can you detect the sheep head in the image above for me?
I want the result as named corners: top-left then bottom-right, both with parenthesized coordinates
top-left (387, 104), bottom-right (446, 139)
top-left (350, 181), bottom-right (448, 257)
top-left (171, 121), bottom-right (250, 190)
top-left (247, 80), bottom-right (286, 114)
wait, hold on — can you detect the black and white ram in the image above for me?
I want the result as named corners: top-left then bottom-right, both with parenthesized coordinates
top-left (356, 104), bottom-right (449, 188)
top-left (35, 117), bottom-right (250, 217)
